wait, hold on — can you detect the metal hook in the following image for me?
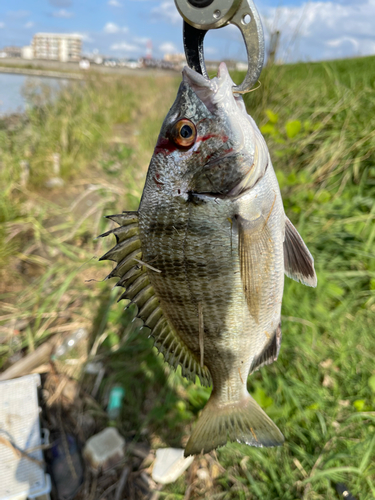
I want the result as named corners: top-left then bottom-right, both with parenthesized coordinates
top-left (175, 0), bottom-right (265, 93)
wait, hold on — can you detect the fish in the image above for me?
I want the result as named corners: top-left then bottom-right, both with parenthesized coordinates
top-left (99, 62), bottom-right (317, 456)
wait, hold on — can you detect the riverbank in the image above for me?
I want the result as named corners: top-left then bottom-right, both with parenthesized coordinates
top-left (0, 57), bottom-right (177, 78)
top-left (0, 66), bottom-right (83, 80)
top-left (0, 59), bottom-right (178, 116)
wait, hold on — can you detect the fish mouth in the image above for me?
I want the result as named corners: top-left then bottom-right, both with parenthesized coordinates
top-left (182, 65), bottom-right (213, 89)
top-left (182, 62), bottom-right (233, 113)
top-left (182, 61), bottom-right (230, 87)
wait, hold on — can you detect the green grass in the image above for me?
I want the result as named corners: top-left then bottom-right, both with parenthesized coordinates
top-left (1, 56), bottom-right (375, 499)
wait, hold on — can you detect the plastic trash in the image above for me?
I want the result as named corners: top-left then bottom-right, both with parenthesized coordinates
top-left (107, 385), bottom-right (125, 421)
top-left (152, 448), bottom-right (194, 485)
top-left (83, 427), bottom-right (125, 471)
top-left (53, 329), bottom-right (88, 360)
top-left (0, 374), bottom-right (52, 500)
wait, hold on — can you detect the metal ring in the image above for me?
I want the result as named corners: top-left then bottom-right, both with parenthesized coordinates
top-left (175, 0), bottom-right (240, 29)
top-left (230, 0), bottom-right (264, 92)
top-left (183, 21), bottom-right (209, 79)
top-left (177, 0), bottom-right (264, 93)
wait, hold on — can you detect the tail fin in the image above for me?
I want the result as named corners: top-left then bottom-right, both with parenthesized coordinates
top-left (184, 393), bottom-right (284, 457)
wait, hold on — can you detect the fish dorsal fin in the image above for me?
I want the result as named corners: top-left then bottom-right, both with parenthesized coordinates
top-left (284, 217), bottom-right (317, 287)
top-left (99, 211), bottom-right (212, 387)
top-left (105, 211), bottom-right (139, 226)
top-left (249, 324), bottom-right (282, 375)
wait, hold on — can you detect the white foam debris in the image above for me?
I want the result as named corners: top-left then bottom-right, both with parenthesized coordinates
top-left (151, 448), bottom-right (194, 485)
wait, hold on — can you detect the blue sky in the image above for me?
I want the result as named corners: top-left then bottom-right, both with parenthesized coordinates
top-left (0, 0), bottom-right (374, 62)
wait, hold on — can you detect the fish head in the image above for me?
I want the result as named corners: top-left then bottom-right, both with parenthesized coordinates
top-left (146, 62), bottom-right (268, 199)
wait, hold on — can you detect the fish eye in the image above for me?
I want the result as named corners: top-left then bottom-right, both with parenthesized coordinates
top-left (180, 125), bottom-right (192, 138)
top-left (170, 118), bottom-right (196, 148)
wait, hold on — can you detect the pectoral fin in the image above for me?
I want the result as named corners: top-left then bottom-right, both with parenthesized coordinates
top-left (237, 213), bottom-right (272, 323)
top-left (283, 217), bottom-right (317, 287)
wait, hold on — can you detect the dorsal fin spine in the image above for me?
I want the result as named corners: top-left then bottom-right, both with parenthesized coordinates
top-left (152, 317), bottom-right (166, 338)
top-left (123, 273), bottom-right (149, 297)
top-left (160, 330), bottom-right (172, 349)
top-left (167, 340), bottom-right (178, 360)
top-left (98, 223), bottom-right (138, 242)
top-left (138, 296), bottom-right (158, 318)
top-left (119, 266), bottom-right (145, 284)
top-left (132, 284), bottom-right (154, 308)
top-left (99, 235), bottom-right (141, 262)
top-left (106, 211), bottom-right (138, 226)
top-left (108, 249), bottom-right (142, 280)
top-left (174, 347), bottom-right (185, 367)
top-left (145, 306), bottom-right (163, 329)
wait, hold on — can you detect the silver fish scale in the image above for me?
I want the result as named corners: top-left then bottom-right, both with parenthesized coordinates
top-left (139, 160), bottom-right (284, 403)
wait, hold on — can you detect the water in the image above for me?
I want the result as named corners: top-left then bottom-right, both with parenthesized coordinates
top-left (0, 73), bottom-right (66, 116)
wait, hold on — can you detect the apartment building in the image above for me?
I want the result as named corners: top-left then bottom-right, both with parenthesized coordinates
top-left (2, 46), bottom-right (22, 58)
top-left (32, 33), bottom-right (82, 62)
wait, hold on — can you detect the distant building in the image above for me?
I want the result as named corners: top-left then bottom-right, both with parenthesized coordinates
top-left (32, 33), bottom-right (82, 62)
top-left (22, 46), bottom-right (33, 60)
top-left (163, 53), bottom-right (186, 70)
top-left (163, 53), bottom-right (186, 64)
top-left (3, 46), bottom-right (22, 58)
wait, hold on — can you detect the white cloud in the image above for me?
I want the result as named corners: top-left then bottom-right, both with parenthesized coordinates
top-left (110, 42), bottom-right (139, 52)
top-left (159, 41), bottom-right (178, 54)
top-left (0, 22), bottom-right (4, 28)
top-left (108, 0), bottom-right (122, 6)
top-left (326, 36), bottom-right (359, 50)
top-left (73, 32), bottom-right (93, 43)
top-left (24, 21), bottom-right (34, 28)
top-left (261, 0), bottom-right (375, 61)
top-left (150, 1), bottom-right (180, 25)
top-left (104, 22), bottom-right (119, 33)
top-left (52, 9), bottom-right (73, 18)
top-left (103, 22), bottom-right (128, 34)
top-left (109, 35), bottom-right (153, 55)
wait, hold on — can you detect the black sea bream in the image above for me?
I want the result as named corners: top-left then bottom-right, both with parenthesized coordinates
top-left (100, 63), bottom-right (317, 456)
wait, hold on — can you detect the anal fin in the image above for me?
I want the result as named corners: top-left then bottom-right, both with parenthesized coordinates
top-left (249, 323), bottom-right (281, 374)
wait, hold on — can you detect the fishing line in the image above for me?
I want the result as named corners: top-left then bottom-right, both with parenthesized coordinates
top-left (234, 80), bottom-right (262, 95)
